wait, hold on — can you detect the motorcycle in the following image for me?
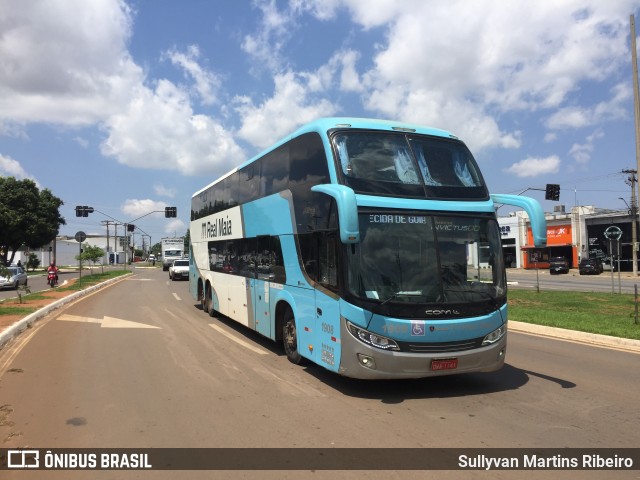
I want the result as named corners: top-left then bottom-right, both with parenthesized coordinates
top-left (47, 272), bottom-right (57, 288)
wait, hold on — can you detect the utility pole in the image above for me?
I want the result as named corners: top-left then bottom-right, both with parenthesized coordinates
top-left (631, 15), bottom-right (640, 275)
top-left (101, 220), bottom-right (114, 263)
top-left (623, 169), bottom-right (638, 276)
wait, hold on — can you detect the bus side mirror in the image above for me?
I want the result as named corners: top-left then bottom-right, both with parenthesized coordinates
top-left (491, 193), bottom-right (547, 247)
top-left (311, 184), bottom-right (360, 244)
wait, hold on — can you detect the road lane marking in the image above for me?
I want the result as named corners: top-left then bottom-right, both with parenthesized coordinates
top-left (209, 324), bottom-right (268, 355)
top-left (58, 314), bottom-right (160, 329)
top-left (173, 293), bottom-right (181, 301)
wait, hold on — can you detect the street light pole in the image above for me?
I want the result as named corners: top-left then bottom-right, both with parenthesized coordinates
top-left (623, 170), bottom-right (638, 275)
top-left (631, 15), bottom-right (640, 275)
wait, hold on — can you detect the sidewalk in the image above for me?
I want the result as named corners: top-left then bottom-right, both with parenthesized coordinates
top-left (0, 273), bottom-right (639, 354)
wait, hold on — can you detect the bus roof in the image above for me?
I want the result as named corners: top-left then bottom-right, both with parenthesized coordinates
top-left (192, 117), bottom-right (459, 198)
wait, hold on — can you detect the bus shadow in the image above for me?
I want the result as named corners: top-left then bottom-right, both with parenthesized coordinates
top-left (302, 363), bottom-right (576, 401)
top-left (199, 307), bottom-right (577, 400)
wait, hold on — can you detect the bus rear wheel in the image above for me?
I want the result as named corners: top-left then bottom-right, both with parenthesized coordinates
top-left (202, 285), bottom-right (211, 314)
top-left (283, 308), bottom-right (302, 364)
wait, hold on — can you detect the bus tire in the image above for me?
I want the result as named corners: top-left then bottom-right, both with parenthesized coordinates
top-left (283, 308), bottom-right (302, 364)
top-left (202, 285), bottom-right (210, 314)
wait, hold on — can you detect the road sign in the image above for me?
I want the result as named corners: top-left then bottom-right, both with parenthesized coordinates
top-left (604, 226), bottom-right (622, 241)
top-left (75, 231), bottom-right (86, 243)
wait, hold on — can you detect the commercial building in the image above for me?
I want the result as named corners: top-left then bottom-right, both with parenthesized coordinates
top-left (498, 205), bottom-right (638, 271)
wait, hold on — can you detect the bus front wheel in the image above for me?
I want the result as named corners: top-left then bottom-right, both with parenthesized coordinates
top-left (283, 308), bottom-right (302, 364)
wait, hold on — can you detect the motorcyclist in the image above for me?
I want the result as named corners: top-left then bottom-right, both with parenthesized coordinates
top-left (47, 262), bottom-right (59, 285)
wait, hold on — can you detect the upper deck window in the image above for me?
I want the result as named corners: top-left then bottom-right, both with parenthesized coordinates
top-left (333, 131), bottom-right (488, 200)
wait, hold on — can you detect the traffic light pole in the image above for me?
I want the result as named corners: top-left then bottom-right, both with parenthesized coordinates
top-left (76, 206), bottom-right (177, 268)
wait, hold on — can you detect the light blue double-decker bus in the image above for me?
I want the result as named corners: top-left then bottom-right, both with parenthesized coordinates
top-left (189, 118), bottom-right (546, 379)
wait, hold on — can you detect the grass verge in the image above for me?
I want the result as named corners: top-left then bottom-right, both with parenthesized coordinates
top-left (55, 270), bottom-right (130, 292)
top-left (0, 270), bottom-right (130, 316)
top-left (508, 290), bottom-right (640, 340)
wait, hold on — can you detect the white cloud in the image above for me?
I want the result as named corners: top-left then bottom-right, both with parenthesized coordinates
top-left (164, 218), bottom-right (187, 236)
top-left (74, 136), bottom-right (89, 148)
top-left (101, 80), bottom-right (245, 175)
top-left (164, 45), bottom-right (221, 106)
top-left (569, 129), bottom-right (605, 164)
top-left (120, 199), bottom-right (186, 236)
top-left (0, 1), bottom-right (243, 177)
top-left (299, 0), bottom-right (635, 152)
top-left (121, 199), bottom-right (167, 219)
top-left (0, 153), bottom-right (39, 185)
top-left (504, 155), bottom-right (561, 178)
top-left (546, 83), bottom-right (631, 129)
top-left (0, 0), bottom-right (142, 126)
top-left (234, 71), bottom-right (337, 149)
top-left (154, 184), bottom-right (176, 198)
top-left (241, 0), bottom-right (295, 74)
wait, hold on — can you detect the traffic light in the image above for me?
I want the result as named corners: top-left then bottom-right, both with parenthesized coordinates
top-left (127, 224), bottom-right (135, 232)
top-left (165, 206), bottom-right (177, 218)
top-left (75, 205), bottom-right (95, 217)
top-left (545, 184), bottom-right (560, 201)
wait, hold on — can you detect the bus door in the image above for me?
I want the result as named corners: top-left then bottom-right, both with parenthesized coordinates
top-left (314, 232), bottom-right (341, 373)
top-left (251, 236), bottom-right (274, 339)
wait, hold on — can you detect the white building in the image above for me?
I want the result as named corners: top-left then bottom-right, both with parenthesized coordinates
top-left (13, 234), bottom-right (136, 267)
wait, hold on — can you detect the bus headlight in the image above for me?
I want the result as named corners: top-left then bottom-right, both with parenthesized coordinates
top-left (482, 324), bottom-right (506, 346)
top-left (347, 321), bottom-right (400, 351)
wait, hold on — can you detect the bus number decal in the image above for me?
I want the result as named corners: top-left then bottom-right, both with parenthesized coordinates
top-left (321, 322), bottom-right (334, 335)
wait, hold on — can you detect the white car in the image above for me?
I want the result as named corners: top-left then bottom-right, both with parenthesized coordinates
top-left (169, 259), bottom-right (190, 281)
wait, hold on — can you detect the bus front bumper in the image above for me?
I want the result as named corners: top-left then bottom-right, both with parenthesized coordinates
top-left (338, 321), bottom-right (507, 380)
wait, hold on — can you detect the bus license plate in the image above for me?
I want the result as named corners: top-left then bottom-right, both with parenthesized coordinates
top-left (431, 358), bottom-right (458, 371)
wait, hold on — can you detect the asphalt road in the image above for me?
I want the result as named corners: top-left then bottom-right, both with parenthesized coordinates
top-left (0, 268), bottom-right (637, 479)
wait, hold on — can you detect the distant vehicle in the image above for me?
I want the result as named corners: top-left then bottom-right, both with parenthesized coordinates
top-left (549, 256), bottom-right (570, 274)
top-left (162, 237), bottom-right (185, 271)
top-left (0, 266), bottom-right (28, 289)
top-left (579, 258), bottom-right (603, 275)
top-left (169, 259), bottom-right (190, 281)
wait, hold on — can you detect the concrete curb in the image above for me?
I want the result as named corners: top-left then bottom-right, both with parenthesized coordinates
top-left (509, 320), bottom-right (640, 353)
top-left (0, 273), bottom-right (133, 349)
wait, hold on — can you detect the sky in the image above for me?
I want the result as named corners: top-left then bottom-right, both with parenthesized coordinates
top-left (2, 0), bottom-right (640, 248)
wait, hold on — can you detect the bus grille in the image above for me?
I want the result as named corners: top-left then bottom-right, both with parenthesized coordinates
top-left (397, 337), bottom-right (485, 353)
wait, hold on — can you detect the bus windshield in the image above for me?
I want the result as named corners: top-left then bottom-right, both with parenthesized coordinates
top-left (346, 213), bottom-right (505, 308)
top-left (334, 131), bottom-right (488, 199)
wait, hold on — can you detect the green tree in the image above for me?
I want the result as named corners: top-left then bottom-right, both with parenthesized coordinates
top-left (150, 242), bottom-right (161, 256)
top-left (26, 252), bottom-right (40, 272)
top-left (76, 244), bottom-right (105, 273)
top-left (0, 177), bottom-right (65, 266)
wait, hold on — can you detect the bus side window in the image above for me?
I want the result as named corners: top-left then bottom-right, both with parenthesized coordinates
top-left (298, 233), bottom-right (317, 282)
top-left (318, 233), bottom-right (337, 290)
top-left (257, 236), bottom-right (286, 284)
